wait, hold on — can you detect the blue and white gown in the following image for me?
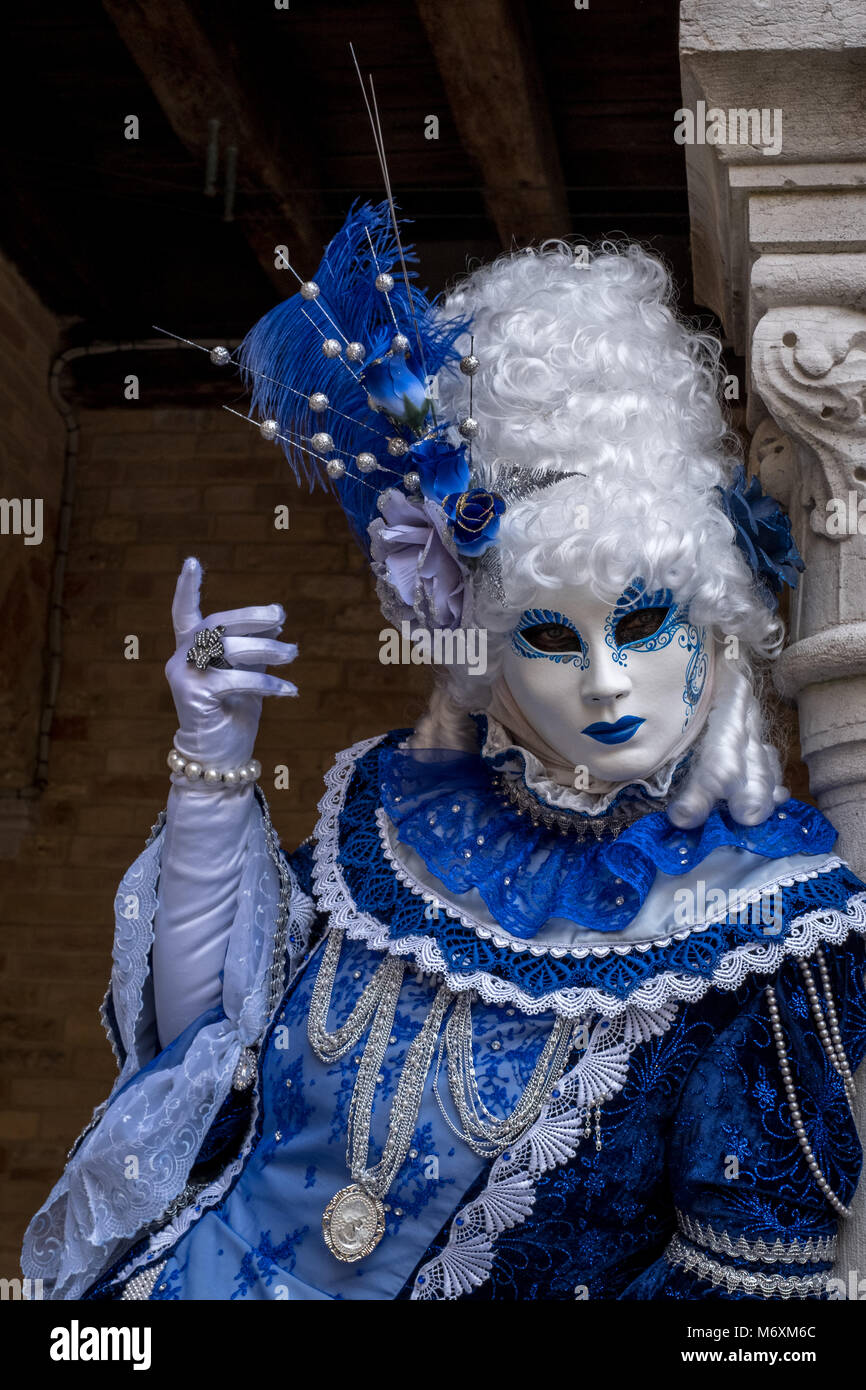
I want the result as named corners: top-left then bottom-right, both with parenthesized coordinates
top-left (22, 719), bottom-right (866, 1300)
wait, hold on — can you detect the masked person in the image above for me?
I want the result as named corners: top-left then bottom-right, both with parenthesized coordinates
top-left (23, 207), bottom-right (866, 1301)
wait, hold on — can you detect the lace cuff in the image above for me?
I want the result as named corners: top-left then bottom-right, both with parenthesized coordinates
top-left (20, 789), bottom-right (315, 1300)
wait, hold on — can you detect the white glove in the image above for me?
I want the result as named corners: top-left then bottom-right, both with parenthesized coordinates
top-left (152, 557), bottom-right (298, 1047)
top-left (166, 555), bottom-right (297, 769)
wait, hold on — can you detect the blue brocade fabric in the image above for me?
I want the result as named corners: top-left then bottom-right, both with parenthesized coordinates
top-left (396, 937), bottom-right (866, 1299)
top-left (82, 928), bottom-right (866, 1302)
top-left (50, 727), bottom-right (866, 1301)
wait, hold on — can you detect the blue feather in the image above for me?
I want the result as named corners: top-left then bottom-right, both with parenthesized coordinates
top-left (238, 200), bottom-right (469, 554)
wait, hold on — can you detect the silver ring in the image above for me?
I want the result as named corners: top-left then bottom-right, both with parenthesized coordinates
top-left (186, 625), bottom-right (232, 670)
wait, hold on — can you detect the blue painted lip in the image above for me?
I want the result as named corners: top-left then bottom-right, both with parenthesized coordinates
top-left (581, 716), bottom-right (646, 745)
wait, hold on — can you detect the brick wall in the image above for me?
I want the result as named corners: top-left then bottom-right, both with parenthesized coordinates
top-left (0, 254), bottom-right (66, 792)
top-left (0, 251), bottom-right (65, 1275)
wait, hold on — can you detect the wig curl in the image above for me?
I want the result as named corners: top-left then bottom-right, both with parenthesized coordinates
top-left (410, 240), bottom-right (789, 828)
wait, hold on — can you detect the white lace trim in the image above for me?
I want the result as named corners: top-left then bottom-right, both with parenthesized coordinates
top-left (664, 1233), bottom-right (829, 1299)
top-left (109, 1083), bottom-right (266, 1296)
top-left (481, 713), bottom-right (687, 816)
top-left (105, 812), bottom-right (317, 1299)
top-left (98, 986), bottom-right (123, 1069)
top-left (22, 797), bottom-right (316, 1300)
top-left (311, 737), bottom-right (866, 1020)
top-left (411, 1003), bottom-right (678, 1299)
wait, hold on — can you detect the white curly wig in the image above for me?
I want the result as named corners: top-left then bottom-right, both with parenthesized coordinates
top-left (409, 240), bottom-right (790, 830)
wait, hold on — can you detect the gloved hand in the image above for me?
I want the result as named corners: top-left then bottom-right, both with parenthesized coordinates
top-left (152, 556), bottom-right (298, 1048)
top-left (167, 555), bottom-right (297, 770)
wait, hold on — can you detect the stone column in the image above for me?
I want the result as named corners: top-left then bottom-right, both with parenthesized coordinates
top-left (680, 0), bottom-right (866, 1279)
top-left (751, 310), bottom-right (866, 870)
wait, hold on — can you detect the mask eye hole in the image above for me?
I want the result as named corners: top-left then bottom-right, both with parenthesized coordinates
top-left (614, 607), bottom-right (670, 647)
top-left (520, 622), bottom-right (582, 654)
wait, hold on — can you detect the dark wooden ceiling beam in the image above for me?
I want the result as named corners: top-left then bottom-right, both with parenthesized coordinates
top-left (414, 0), bottom-right (569, 245)
top-left (101, 0), bottom-right (325, 294)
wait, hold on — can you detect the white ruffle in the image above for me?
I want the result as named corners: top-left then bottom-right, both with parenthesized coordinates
top-left (480, 713), bottom-right (687, 816)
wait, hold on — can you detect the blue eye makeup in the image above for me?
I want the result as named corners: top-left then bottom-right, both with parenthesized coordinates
top-left (602, 579), bottom-right (708, 730)
top-left (604, 579), bottom-right (679, 665)
top-left (512, 608), bottom-right (589, 669)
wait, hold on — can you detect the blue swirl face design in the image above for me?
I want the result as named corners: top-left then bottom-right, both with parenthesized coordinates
top-left (681, 623), bottom-right (709, 727)
top-left (504, 577), bottom-right (711, 780)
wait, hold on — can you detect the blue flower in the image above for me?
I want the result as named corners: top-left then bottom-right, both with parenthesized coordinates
top-left (716, 466), bottom-right (804, 602)
top-left (410, 437), bottom-right (470, 503)
top-left (443, 488), bottom-right (506, 556)
top-left (363, 352), bottom-right (431, 433)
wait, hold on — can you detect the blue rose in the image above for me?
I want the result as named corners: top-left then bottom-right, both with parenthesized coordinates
top-left (443, 488), bottom-right (506, 556)
top-left (363, 352), bottom-right (432, 433)
top-left (410, 437), bottom-right (470, 503)
top-left (716, 466), bottom-right (804, 601)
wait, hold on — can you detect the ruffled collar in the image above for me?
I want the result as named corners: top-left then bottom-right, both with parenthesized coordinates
top-left (382, 722), bottom-right (838, 937)
top-left (310, 731), bottom-right (865, 1017)
top-left (477, 713), bottom-right (692, 823)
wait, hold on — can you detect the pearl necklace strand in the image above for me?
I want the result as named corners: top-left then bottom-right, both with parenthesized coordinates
top-left (803, 948), bottom-right (858, 1105)
top-left (765, 950), bottom-right (857, 1220)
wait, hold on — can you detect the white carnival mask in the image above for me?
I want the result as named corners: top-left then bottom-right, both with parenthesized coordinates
top-left (500, 577), bottom-right (713, 786)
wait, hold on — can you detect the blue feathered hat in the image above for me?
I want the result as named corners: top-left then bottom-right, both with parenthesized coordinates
top-left (239, 200), bottom-right (470, 557)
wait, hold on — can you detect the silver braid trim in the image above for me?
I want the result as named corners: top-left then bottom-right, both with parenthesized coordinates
top-left (665, 1234), bottom-right (829, 1299)
top-left (144, 809), bottom-right (167, 848)
top-left (494, 770), bottom-right (659, 839)
top-left (677, 1211), bottom-right (836, 1266)
top-left (256, 784), bottom-right (315, 1016)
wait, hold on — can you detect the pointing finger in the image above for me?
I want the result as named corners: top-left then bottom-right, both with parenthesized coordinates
top-left (172, 557), bottom-right (204, 639)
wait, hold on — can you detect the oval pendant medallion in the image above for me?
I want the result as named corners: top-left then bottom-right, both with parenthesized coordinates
top-left (322, 1183), bottom-right (386, 1263)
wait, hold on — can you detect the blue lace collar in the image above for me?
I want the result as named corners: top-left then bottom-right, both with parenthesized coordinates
top-left (378, 727), bottom-right (837, 938)
top-left (310, 731), bottom-right (866, 1017)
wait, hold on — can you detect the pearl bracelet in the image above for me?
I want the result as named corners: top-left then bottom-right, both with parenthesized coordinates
top-left (167, 747), bottom-right (262, 788)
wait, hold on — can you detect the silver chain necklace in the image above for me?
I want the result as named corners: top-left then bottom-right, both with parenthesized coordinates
top-left (308, 928), bottom-right (453, 1261)
top-left (434, 991), bottom-right (577, 1157)
top-left (307, 928), bottom-right (576, 1262)
top-left (307, 925), bottom-right (405, 1062)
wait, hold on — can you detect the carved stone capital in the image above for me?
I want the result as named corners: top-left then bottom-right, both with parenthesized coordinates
top-left (751, 306), bottom-right (866, 539)
top-left (748, 416), bottom-right (798, 508)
